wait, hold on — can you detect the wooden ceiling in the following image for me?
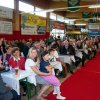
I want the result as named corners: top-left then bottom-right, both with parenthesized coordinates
top-left (48, 0), bottom-right (100, 23)
top-left (21, 0), bottom-right (100, 23)
top-left (51, 0), bottom-right (96, 2)
top-left (48, 0), bottom-right (100, 14)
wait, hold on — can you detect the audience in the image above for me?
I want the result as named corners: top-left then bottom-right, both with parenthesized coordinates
top-left (0, 36), bottom-right (99, 99)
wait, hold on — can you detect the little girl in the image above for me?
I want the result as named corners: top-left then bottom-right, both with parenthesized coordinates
top-left (40, 51), bottom-right (66, 100)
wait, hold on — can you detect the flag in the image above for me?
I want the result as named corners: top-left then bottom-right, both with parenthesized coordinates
top-left (67, 0), bottom-right (80, 12)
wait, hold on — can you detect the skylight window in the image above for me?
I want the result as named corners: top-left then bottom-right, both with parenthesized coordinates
top-left (19, 1), bottom-right (34, 13)
top-left (0, 0), bottom-right (14, 9)
top-left (35, 7), bottom-right (46, 17)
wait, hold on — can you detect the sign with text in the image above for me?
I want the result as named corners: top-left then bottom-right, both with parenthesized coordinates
top-left (50, 21), bottom-right (65, 30)
top-left (0, 21), bottom-right (12, 34)
top-left (88, 24), bottom-right (100, 30)
top-left (21, 14), bottom-right (46, 35)
top-left (88, 30), bottom-right (100, 36)
top-left (81, 28), bottom-right (88, 32)
top-left (37, 26), bottom-right (46, 34)
top-left (0, 6), bottom-right (13, 19)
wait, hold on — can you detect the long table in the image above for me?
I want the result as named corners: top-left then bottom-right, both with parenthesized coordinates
top-left (1, 70), bottom-right (32, 100)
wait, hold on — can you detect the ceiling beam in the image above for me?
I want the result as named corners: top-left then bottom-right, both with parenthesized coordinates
top-left (20, 0), bottom-right (49, 9)
top-left (48, 1), bottom-right (97, 9)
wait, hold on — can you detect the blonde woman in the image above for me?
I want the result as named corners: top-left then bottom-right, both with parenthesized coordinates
top-left (25, 47), bottom-right (51, 100)
top-left (25, 47), bottom-right (66, 100)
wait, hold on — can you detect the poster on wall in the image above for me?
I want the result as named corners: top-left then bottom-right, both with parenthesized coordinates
top-left (37, 26), bottom-right (46, 34)
top-left (0, 21), bottom-right (12, 34)
top-left (0, 6), bottom-right (13, 19)
top-left (21, 14), bottom-right (46, 35)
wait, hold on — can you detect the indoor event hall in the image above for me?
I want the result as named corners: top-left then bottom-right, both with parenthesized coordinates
top-left (0, 0), bottom-right (100, 100)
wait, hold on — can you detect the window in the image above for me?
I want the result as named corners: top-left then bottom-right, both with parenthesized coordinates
top-left (0, 0), bottom-right (14, 9)
top-left (19, 1), bottom-right (34, 13)
top-left (65, 18), bottom-right (75, 25)
top-left (57, 15), bottom-right (64, 22)
top-left (50, 13), bottom-right (56, 20)
top-left (65, 18), bottom-right (70, 23)
top-left (35, 7), bottom-right (46, 17)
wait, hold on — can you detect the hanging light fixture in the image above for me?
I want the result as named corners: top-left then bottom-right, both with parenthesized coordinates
top-left (88, 4), bottom-right (100, 8)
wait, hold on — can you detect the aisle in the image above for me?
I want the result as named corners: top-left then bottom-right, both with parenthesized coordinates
top-left (46, 54), bottom-right (100, 100)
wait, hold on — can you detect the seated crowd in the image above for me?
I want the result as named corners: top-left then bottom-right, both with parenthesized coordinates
top-left (0, 36), bottom-right (100, 100)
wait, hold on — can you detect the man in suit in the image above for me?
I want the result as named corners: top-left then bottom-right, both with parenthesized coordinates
top-left (0, 59), bottom-right (20, 100)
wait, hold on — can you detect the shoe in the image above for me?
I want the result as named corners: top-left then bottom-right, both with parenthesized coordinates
top-left (56, 95), bottom-right (66, 100)
top-left (23, 92), bottom-right (26, 96)
top-left (53, 92), bottom-right (61, 95)
top-left (70, 70), bottom-right (74, 74)
top-left (53, 92), bottom-right (57, 95)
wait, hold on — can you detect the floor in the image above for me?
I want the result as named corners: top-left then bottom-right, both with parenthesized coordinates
top-left (21, 63), bottom-right (82, 100)
top-left (46, 54), bottom-right (100, 100)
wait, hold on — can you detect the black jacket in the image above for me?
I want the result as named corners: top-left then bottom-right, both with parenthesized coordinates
top-left (60, 45), bottom-right (75, 55)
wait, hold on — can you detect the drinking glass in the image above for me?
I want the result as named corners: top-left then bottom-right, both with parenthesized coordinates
top-left (15, 67), bottom-right (19, 76)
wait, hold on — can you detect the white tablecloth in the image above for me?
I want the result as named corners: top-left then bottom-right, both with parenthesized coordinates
top-left (50, 61), bottom-right (63, 71)
top-left (76, 51), bottom-right (83, 59)
top-left (1, 70), bottom-right (31, 95)
top-left (60, 55), bottom-right (75, 64)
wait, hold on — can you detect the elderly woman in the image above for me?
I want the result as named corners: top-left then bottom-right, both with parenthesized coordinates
top-left (9, 47), bottom-right (26, 95)
top-left (9, 47), bottom-right (25, 70)
top-left (25, 47), bottom-right (66, 100)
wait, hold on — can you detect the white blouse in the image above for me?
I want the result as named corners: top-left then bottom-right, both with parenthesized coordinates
top-left (25, 58), bottom-right (37, 86)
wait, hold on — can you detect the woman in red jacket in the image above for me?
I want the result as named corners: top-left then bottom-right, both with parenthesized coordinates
top-left (9, 47), bottom-right (26, 96)
top-left (9, 47), bottom-right (25, 70)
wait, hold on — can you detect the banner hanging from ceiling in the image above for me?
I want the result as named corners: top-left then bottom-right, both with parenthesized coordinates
top-left (88, 30), bottom-right (100, 36)
top-left (82, 12), bottom-right (91, 21)
top-left (67, 0), bottom-right (80, 12)
top-left (90, 13), bottom-right (99, 23)
top-left (21, 14), bottom-right (46, 35)
top-left (50, 20), bottom-right (65, 31)
top-left (82, 12), bottom-right (91, 18)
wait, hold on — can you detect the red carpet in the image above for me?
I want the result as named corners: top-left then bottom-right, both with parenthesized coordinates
top-left (46, 54), bottom-right (100, 100)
